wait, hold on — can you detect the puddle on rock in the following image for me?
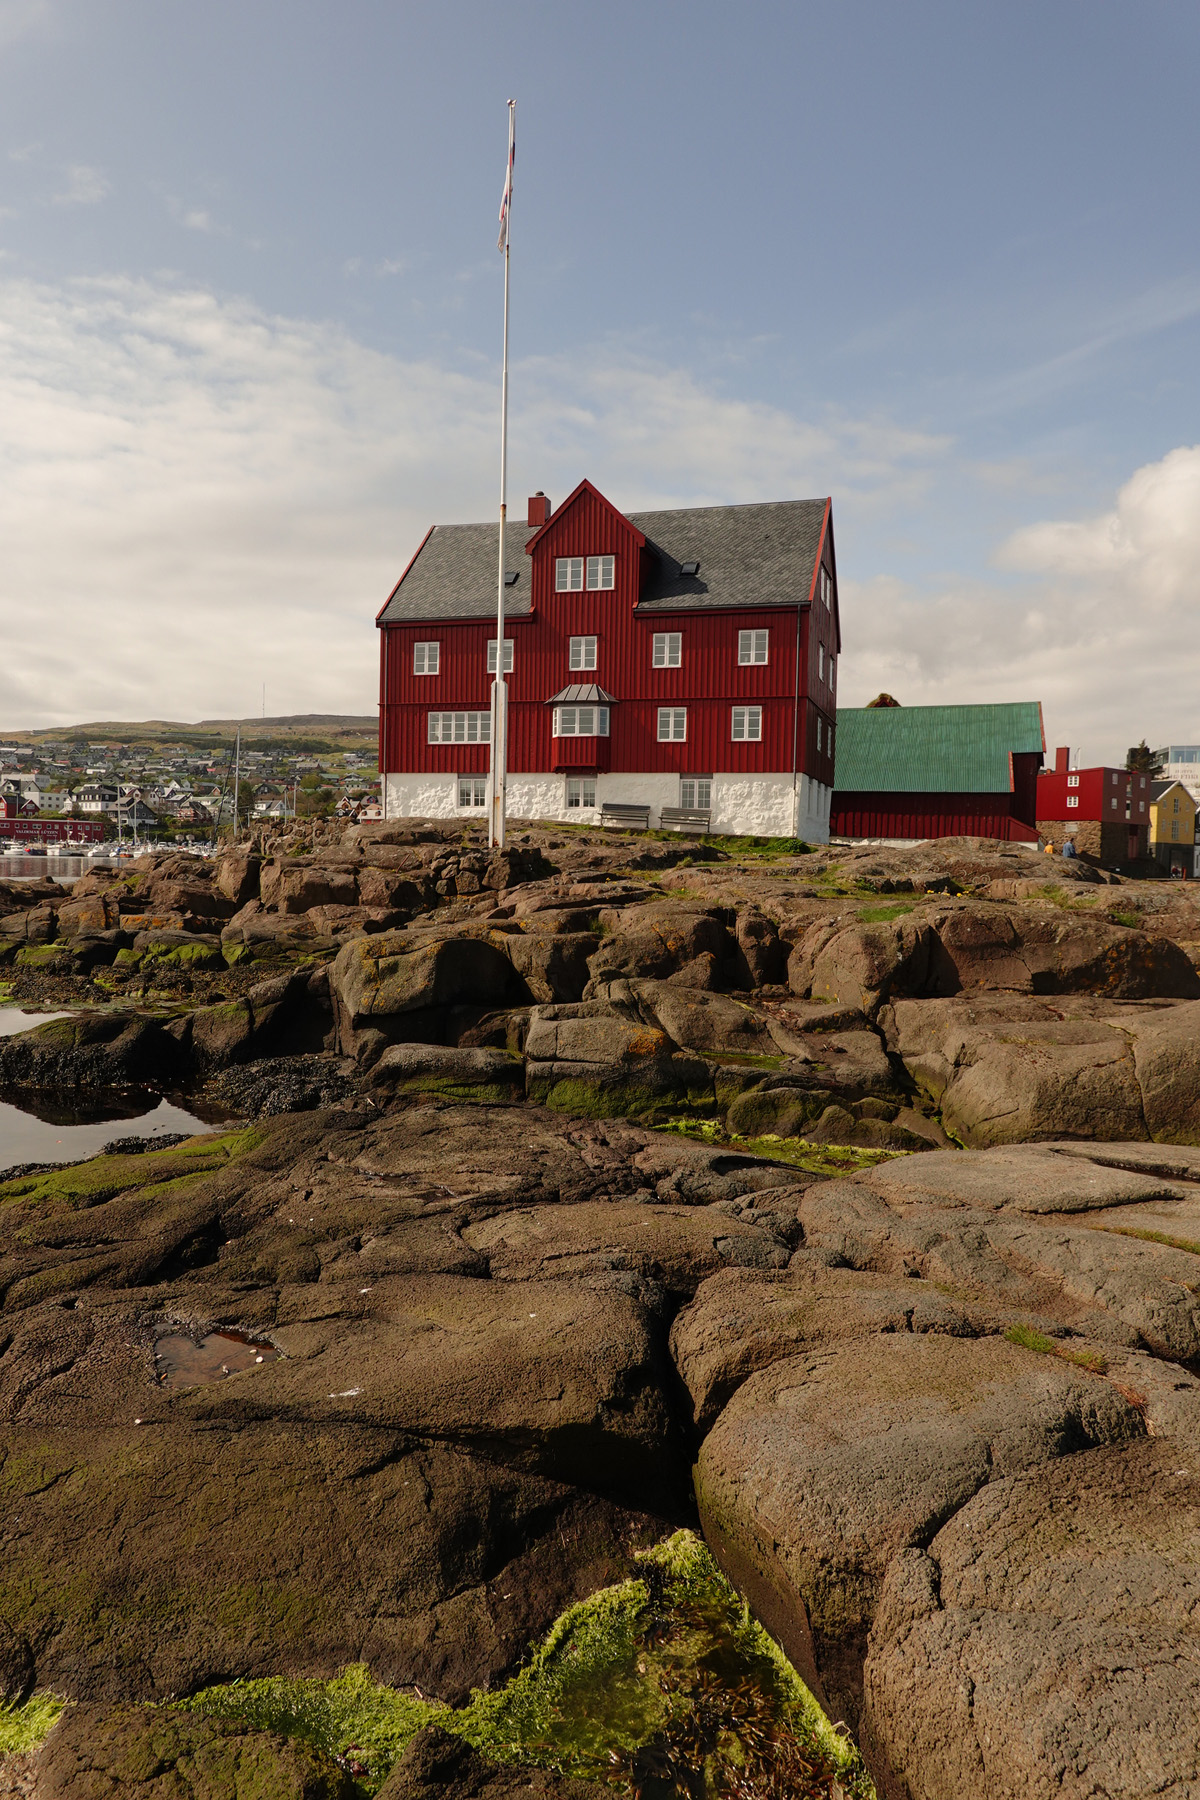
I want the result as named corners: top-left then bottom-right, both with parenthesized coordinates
top-left (156, 1329), bottom-right (280, 1389)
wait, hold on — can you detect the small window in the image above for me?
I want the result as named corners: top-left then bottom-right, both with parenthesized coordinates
top-left (657, 708), bottom-right (687, 742)
top-left (679, 777), bottom-right (711, 810)
top-left (732, 706), bottom-right (762, 742)
top-left (569, 635), bottom-right (597, 671)
top-left (1174, 797), bottom-right (1181, 814)
top-left (457, 775), bottom-right (488, 808)
top-left (816, 718), bottom-right (823, 752)
top-left (1111, 797), bottom-right (1118, 810)
top-left (428, 711), bottom-right (490, 744)
top-left (1067, 774), bottom-right (1079, 787)
top-left (553, 705), bottom-right (610, 737)
top-left (1111, 773), bottom-right (1118, 785)
top-left (818, 643), bottom-right (825, 680)
top-left (653, 632), bottom-right (682, 668)
top-left (555, 557), bottom-right (584, 591)
top-left (1172, 821), bottom-right (1180, 840)
top-left (738, 629), bottom-right (769, 665)
top-left (586, 555), bottom-right (615, 590)
top-left (820, 568), bottom-right (831, 609)
top-left (566, 776), bottom-right (597, 809)
top-left (413, 641), bottom-right (439, 676)
top-left (1139, 801), bottom-right (1145, 812)
top-left (486, 638), bottom-right (514, 674)
top-left (1066, 796), bottom-right (1079, 808)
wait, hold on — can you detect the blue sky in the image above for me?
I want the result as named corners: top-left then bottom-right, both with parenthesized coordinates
top-left (1, 0), bottom-right (1197, 754)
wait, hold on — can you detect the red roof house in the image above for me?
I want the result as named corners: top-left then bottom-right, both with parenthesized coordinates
top-left (1037, 747), bottom-right (1150, 866)
top-left (376, 480), bottom-right (841, 839)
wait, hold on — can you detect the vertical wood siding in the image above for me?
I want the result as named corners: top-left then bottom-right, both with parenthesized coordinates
top-left (830, 792), bottom-right (1038, 842)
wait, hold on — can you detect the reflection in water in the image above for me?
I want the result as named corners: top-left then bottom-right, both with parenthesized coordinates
top-left (0, 1092), bottom-right (232, 1170)
top-left (0, 1008), bottom-right (73, 1039)
top-left (156, 1330), bottom-right (280, 1389)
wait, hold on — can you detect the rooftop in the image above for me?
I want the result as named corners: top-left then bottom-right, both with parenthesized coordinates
top-left (834, 702), bottom-right (1046, 795)
top-left (376, 497), bottom-right (830, 625)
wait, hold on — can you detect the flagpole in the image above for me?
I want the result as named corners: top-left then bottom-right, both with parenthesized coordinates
top-left (489, 99), bottom-right (516, 851)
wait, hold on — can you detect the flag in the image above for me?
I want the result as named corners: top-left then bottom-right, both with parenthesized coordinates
top-left (497, 116), bottom-right (515, 252)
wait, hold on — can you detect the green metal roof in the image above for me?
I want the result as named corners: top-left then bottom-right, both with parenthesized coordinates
top-left (833, 702), bottom-right (1045, 795)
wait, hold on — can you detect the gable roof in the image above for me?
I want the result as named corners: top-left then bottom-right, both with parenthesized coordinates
top-left (834, 702), bottom-right (1046, 795)
top-left (1151, 780), bottom-right (1194, 804)
top-left (376, 496), bottom-right (831, 625)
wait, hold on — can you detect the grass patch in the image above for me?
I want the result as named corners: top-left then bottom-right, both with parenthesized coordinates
top-left (1107, 909), bottom-right (1143, 929)
top-left (1097, 1223), bottom-right (1200, 1257)
top-left (856, 902), bottom-right (914, 923)
top-left (656, 1118), bottom-right (904, 1177)
top-left (1004, 1323), bottom-right (1108, 1375)
top-left (181, 1532), bottom-right (872, 1798)
top-left (0, 1126), bottom-right (264, 1212)
top-left (0, 1692), bottom-right (66, 1756)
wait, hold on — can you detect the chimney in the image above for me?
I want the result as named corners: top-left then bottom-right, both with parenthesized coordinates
top-left (527, 491), bottom-right (551, 527)
top-left (1055, 746), bottom-right (1070, 774)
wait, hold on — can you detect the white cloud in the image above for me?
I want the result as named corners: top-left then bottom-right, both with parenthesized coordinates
top-left (839, 445), bottom-right (1200, 761)
top-left (0, 0), bottom-right (52, 54)
top-left (52, 163), bottom-right (109, 206)
top-left (0, 274), bottom-right (949, 729)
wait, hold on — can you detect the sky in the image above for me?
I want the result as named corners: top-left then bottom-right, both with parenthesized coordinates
top-left (0, 0), bottom-right (1197, 759)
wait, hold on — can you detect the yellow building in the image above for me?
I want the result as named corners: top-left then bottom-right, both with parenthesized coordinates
top-left (1149, 779), bottom-right (1197, 876)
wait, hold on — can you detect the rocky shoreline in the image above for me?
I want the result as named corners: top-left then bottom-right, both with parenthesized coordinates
top-left (3, 823), bottom-right (1200, 1797)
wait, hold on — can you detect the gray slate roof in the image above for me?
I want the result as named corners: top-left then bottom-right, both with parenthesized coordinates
top-left (377, 499), bottom-right (829, 624)
top-left (545, 684), bottom-right (616, 706)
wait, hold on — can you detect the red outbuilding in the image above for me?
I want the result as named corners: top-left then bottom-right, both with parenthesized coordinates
top-left (1037, 746), bottom-right (1150, 865)
top-left (376, 480), bottom-right (841, 839)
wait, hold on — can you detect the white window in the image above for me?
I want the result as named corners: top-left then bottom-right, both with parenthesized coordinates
top-left (1139, 801), bottom-right (1145, 812)
top-left (428, 712), bottom-right (490, 744)
top-left (1111, 773), bottom-right (1119, 785)
top-left (553, 705), bottom-right (610, 737)
top-left (1067, 774), bottom-right (1079, 787)
top-left (653, 632), bottom-right (682, 668)
top-left (816, 718), bottom-right (823, 752)
top-left (818, 643), bottom-right (825, 680)
top-left (566, 776), bottom-right (597, 809)
top-left (680, 777), bottom-right (711, 810)
top-left (586, 555), bottom-right (615, 590)
top-left (657, 708), bottom-right (687, 742)
top-left (569, 636), bottom-right (597, 671)
top-left (413, 641), bottom-right (439, 676)
top-left (457, 775), bottom-right (488, 808)
top-left (486, 638), bottom-right (514, 674)
top-left (1066, 796), bottom-right (1079, 808)
top-left (738, 629), bottom-right (769, 666)
top-left (732, 706), bottom-right (762, 742)
top-left (555, 557), bottom-right (584, 591)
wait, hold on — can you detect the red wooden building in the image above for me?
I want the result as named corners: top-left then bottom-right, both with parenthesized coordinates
top-left (377, 480), bottom-right (841, 839)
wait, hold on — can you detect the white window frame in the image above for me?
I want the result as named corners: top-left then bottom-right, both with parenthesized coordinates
top-left (553, 705), bottom-right (610, 738)
top-left (738, 629), bottom-right (769, 666)
top-left (1067, 774), bottom-right (1079, 787)
top-left (585, 555), bottom-right (615, 590)
top-left (731, 706), bottom-right (762, 742)
top-left (486, 638), bottom-right (514, 674)
top-left (565, 776), bottom-right (597, 810)
top-left (816, 718), bottom-right (822, 752)
top-left (657, 707), bottom-right (687, 742)
top-left (413, 641), bottom-right (439, 676)
top-left (1066, 796), bottom-right (1079, 808)
top-left (555, 557), bottom-right (584, 591)
top-left (457, 775), bottom-right (488, 809)
top-left (652, 632), bottom-right (681, 668)
top-left (820, 568), bottom-right (832, 609)
top-left (428, 712), bottom-right (490, 744)
top-left (679, 776), bottom-right (711, 810)
top-left (818, 643), bottom-right (825, 680)
top-left (1111, 797), bottom-right (1118, 810)
top-left (569, 635), bottom-right (597, 671)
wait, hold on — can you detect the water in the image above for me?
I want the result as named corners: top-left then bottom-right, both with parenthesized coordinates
top-left (155, 1329), bottom-right (280, 1389)
top-left (0, 1092), bottom-right (228, 1173)
top-left (0, 1007), bottom-right (74, 1038)
top-left (0, 853), bottom-right (110, 885)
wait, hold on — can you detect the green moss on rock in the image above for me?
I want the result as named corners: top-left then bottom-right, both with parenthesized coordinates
top-left (181, 1531), bottom-right (874, 1797)
top-left (0, 1127), bottom-right (264, 1213)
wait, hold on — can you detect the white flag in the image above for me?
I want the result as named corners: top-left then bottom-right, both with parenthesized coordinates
top-left (497, 119), bottom-right (515, 252)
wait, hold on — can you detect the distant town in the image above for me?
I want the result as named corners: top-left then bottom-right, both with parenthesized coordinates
top-left (0, 714), bottom-right (380, 844)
